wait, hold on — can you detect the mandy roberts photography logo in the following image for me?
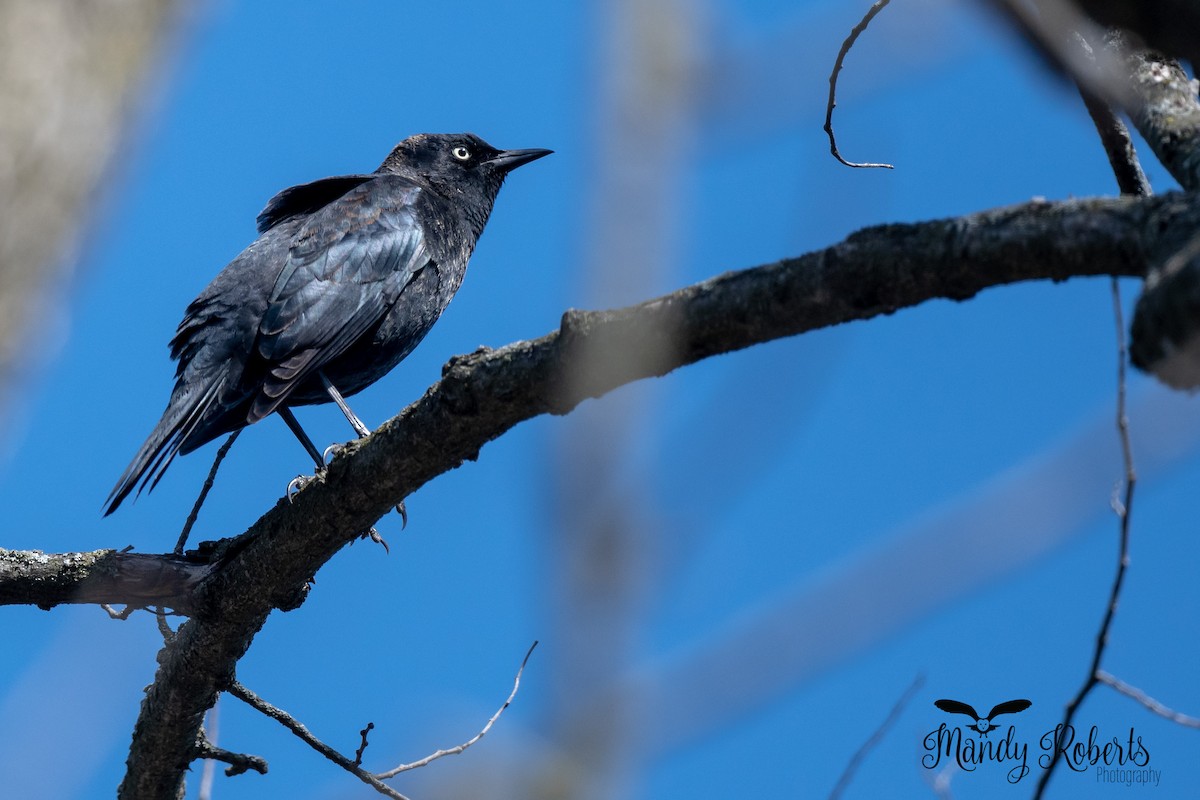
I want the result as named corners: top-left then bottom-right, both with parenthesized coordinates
top-left (934, 698), bottom-right (1032, 736)
top-left (922, 697), bottom-right (1158, 786)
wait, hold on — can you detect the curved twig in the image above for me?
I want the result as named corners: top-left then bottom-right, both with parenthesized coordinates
top-left (824, 0), bottom-right (895, 170)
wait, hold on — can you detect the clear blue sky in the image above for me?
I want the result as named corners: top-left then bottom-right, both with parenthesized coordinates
top-left (1, 1), bottom-right (1197, 798)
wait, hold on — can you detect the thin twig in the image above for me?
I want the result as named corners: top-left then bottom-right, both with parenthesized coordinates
top-left (226, 642), bottom-right (537, 798)
top-left (176, 430), bottom-right (240, 555)
top-left (376, 641), bottom-right (538, 778)
top-left (824, 0), bottom-right (894, 170)
top-left (355, 722), bottom-right (375, 767)
top-left (227, 680), bottom-right (411, 800)
top-left (1098, 670), bottom-right (1200, 729)
top-left (154, 607), bottom-right (174, 644)
top-left (1034, 279), bottom-right (1138, 799)
top-left (101, 603), bottom-right (135, 620)
top-left (1035, 53), bottom-right (1148, 797)
top-left (193, 728), bottom-right (266, 778)
top-left (828, 674), bottom-right (924, 799)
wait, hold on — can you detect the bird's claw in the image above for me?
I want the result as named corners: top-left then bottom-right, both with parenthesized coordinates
top-left (363, 526), bottom-right (390, 554)
top-left (286, 470), bottom-right (324, 503)
top-left (287, 475), bottom-right (308, 503)
top-left (395, 501), bottom-right (408, 529)
top-left (322, 442), bottom-right (346, 465)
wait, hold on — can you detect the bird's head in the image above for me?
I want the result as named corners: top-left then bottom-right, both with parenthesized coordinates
top-left (378, 133), bottom-right (552, 201)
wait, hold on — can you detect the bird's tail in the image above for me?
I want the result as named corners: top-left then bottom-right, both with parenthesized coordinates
top-left (104, 377), bottom-right (224, 516)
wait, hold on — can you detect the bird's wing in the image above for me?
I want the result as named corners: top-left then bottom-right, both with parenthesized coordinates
top-left (934, 699), bottom-right (980, 720)
top-left (249, 177), bottom-right (432, 421)
top-left (256, 174), bottom-right (376, 234)
top-left (985, 699), bottom-right (1032, 720)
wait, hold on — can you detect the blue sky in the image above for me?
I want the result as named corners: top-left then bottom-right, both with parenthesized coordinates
top-left (1, 1), bottom-right (1197, 798)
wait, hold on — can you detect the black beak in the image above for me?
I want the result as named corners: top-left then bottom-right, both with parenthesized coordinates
top-left (487, 147), bottom-right (553, 172)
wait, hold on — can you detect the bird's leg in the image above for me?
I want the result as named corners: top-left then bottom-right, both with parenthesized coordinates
top-left (319, 371), bottom-right (371, 438)
top-left (279, 407), bottom-right (326, 503)
top-left (278, 407), bottom-right (325, 469)
top-left (318, 371), bottom-right (407, 528)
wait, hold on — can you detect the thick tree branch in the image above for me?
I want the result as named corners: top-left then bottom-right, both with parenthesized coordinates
top-left (106, 190), bottom-right (1199, 798)
top-left (1075, 0), bottom-right (1200, 68)
top-left (0, 547), bottom-right (209, 614)
top-left (1116, 40), bottom-right (1200, 192)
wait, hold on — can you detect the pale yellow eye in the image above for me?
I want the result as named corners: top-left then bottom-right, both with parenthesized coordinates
top-left (451, 146), bottom-right (471, 161)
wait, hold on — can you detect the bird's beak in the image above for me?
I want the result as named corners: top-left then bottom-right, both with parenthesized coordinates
top-left (487, 147), bottom-right (553, 172)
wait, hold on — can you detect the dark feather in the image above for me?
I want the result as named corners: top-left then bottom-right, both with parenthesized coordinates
top-left (249, 179), bottom-right (430, 421)
top-left (256, 175), bottom-right (376, 234)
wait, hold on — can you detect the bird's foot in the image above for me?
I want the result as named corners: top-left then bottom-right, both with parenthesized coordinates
top-left (361, 526), bottom-right (390, 554)
top-left (286, 471), bottom-right (324, 503)
top-left (322, 442), bottom-right (347, 465)
top-left (395, 501), bottom-right (408, 529)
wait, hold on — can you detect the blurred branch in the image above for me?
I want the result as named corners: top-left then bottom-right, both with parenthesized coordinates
top-left (1098, 670), bottom-right (1200, 729)
top-left (1115, 38), bottom-right (1200, 192)
top-left (1074, 0), bottom-right (1200, 67)
top-left (597, 385), bottom-right (1198, 756)
top-left (828, 674), bottom-right (924, 799)
top-left (1073, 32), bottom-right (1152, 196)
top-left (987, 0), bottom-right (1133, 108)
top-left (989, 3), bottom-right (1200, 191)
top-left (0, 0), bottom-right (179, 424)
top-left (110, 190), bottom-right (1200, 798)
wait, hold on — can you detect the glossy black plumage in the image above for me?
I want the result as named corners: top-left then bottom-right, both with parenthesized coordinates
top-left (105, 133), bottom-right (550, 515)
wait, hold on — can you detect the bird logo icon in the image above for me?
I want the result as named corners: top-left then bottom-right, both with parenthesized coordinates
top-left (934, 698), bottom-right (1032, 736)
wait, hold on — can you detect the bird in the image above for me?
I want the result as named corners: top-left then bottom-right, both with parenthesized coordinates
top-left (104, 133), bottom-right (551, 515)
top-left (934, 698), bottom-right (1032, 736)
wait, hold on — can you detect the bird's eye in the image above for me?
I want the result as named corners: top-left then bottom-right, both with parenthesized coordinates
top-left (451, 146), bottom-right (471, 161)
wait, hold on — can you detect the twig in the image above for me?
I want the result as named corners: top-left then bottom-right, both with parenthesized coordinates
top-left (355, 722), bottom-right (375, 767)
top-left (828, 674), bottom-right (924, 799)
top-left (154, 607), bottom-right (174, 643)
top-left (227, 679), bottom-right (411, 800)
top-left (193, 729), bottom-right (266, 778)
top-left (1033, 275), bottom-right (1138, 799)
top-left (376, 641), bottom-right (538, 778)
top-left (1098, 670), bottom-right (1200, 729)
top-left (823, 0), bottom-right (894, 169)
top-left (177, 430), bottom-right (240, 555)
top-left (101, 603), bottom-right (136, 620)
top-left (226, 643), bottom-right (537, 798)
top-left (1072, 33), bottom-right (1151, 197)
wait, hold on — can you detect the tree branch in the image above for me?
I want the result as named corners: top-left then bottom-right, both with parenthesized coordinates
top-left (100, 190), bottom-right (1200, 797)
top-left (1098, 670), bottom-right (1200, 729)
top-left (0, 547), bottom-right (209, 614)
